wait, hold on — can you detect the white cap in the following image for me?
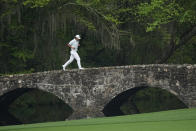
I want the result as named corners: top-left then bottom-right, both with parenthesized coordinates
top-left (75, 35), bottom-right (81, 39)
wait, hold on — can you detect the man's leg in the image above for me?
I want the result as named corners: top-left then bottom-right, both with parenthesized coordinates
top-left (62, 54), bottom-right (74, 70)
top-left (72, 51), bottom-right (83, 69)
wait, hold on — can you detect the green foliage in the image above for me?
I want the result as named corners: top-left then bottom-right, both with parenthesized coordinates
top-left (0, 0), bottom-right (196, 74)
top-left (1, 0), bottom-right (18, 3)
top-left (103, 14), bottom-right (121, 25)
top-left (23, 0), bottom-right (51, 8)
top-left (0, 19), bottom-right (34, 73)
top-left (78, 17), bottom-right (96, 31)
top-left (136, 0), bottom-right (184, 32)
top-left (168, 36), bottom-right (196, 64)
top-left (179, 10), bottom-right (196, 24)
top-left (135, 0), bottom-right (196, 32)
top-left (11, 49), bottom-right (33, 62)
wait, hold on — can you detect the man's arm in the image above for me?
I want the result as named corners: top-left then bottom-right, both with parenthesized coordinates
top-left (67, 43), bottom-right (75, 49)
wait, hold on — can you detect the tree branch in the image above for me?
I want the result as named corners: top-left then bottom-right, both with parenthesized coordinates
top-left (175, 26), bottom-right (196, 50)
top-left (157, 26), bottom-right (196, 64)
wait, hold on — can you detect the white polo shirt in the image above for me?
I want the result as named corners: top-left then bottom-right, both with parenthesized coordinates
top-left (68, 39), bottom-right (79, 51)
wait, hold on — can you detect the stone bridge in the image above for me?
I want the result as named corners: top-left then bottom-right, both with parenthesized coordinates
top-left (0, 64), bottom-right (196, 120)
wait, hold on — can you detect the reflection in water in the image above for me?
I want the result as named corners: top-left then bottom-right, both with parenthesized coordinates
top-left (0, 109), bottom-right (22, 126)
top-left (0, 89), bottom-right (73, 126)
top-left (103, 87), bottom-right (145, 116)
top-left (121, 87), bottom-right (187, 115)
top-left (103, 87), bottom-right (187, 117)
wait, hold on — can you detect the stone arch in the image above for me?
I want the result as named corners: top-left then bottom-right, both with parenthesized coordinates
top-left (0, 88), bottom-right (31, 126)
top-left (102, 86), bottom-right (146, 116)
top-left (102, 85), bottom-right (188, 117)
top-left (0, 84), bottom-right (74, 111)
top-left (144, 84), bottom-right (189, 107)
top-left (0, 87), bottom-right (73, 125)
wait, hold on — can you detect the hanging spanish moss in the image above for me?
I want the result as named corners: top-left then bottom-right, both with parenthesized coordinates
top-left (59, 2), bottom-right (121, 49)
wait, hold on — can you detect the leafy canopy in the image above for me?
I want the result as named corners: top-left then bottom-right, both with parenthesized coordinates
top-left (136, 0), bottom-right (196, 32)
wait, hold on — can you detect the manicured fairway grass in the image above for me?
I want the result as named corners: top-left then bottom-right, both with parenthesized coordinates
top-left (1, 108), bottom-right (196, 131)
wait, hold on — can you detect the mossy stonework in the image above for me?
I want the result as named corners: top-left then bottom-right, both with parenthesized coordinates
top-left (0, 65), bottom-right (196, 120)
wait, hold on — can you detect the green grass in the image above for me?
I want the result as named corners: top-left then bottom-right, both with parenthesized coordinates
top-left (1, 108), bottom-right (196, 131)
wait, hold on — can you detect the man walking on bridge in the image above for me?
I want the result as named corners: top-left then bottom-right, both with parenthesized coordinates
top-left (62, 35), bottom-right (84, 70)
